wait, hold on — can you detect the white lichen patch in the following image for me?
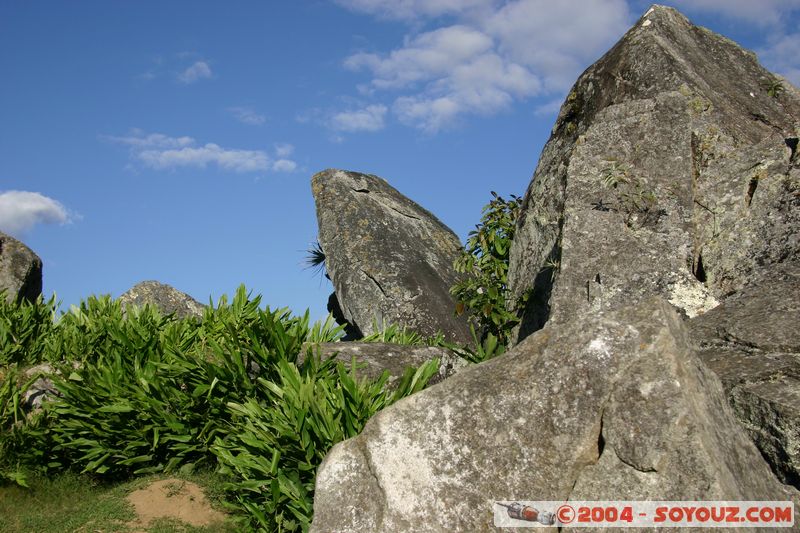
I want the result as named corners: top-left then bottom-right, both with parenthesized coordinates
top-left (587, 337), bottom-right (612, 361)
top-left (667, 279), bottom-right (719, 318)
top-left (367, 433), bottom-right (438, 517)
top-left (642, 19), bottom-right (652, 27)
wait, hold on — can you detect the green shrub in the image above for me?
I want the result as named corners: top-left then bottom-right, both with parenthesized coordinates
top-left (212, 357), bottom-right (437, 532)
top-left (0, 285), bottom-right (437, 531)
top-left (0, 292), bottom-right (57, 366)
top-left (450, 191), bottom-right (525, 352)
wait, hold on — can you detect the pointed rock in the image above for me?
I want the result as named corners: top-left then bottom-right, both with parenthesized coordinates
top-left (507, 4), bottom-right (800, 340)
top-left (312, 169), bottom-right (471, 343)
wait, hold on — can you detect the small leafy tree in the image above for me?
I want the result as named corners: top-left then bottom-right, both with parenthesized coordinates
top-left (451, 191), bottom-right (524, 349)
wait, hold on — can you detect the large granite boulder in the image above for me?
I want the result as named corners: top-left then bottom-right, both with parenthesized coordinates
top-left (312, 169), bottom-right (471, 343)
top-left (689, 261), bottom-right (800, 487)
top-left (507, 5), bottom-right (800, 341)
top-left (0, 231), bottom-right (42, 303)
top-left (303, 342), bottom-right (469, 388)
top-left (311, 299), bottom-right (797, 532)
top-left (118, 280), bottom-right (205, 319)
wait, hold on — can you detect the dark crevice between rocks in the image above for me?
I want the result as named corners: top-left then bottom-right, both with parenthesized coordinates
top-left (732, 388), bottom-right (800, 490)
top-left (351, 187), bottom-right (370, 193)
top-left (786, 137), bottom-right (798, 163)
top-left (693, 251), bottom-right (707, 283)
top-left (389, 206), bottom-right (420, 220)
top-left (745, 176), bottom-right (759, 207)
top-left (516, 242), bottom-right (560, 342)
top-left (327, 292), bottom-right (362, 340)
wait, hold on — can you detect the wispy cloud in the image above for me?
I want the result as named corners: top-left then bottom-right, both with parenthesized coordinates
top-left (105, 130), bottom-right (298, 174)
top-left (178, 60), bottom-right (213, 84)
top-left (329, 104), bottom-right (388, 132)
top-left (0, 190), bottom-right (75, 237)
top-left (103, 129), bottom-right (195, 148)
top-left (274, 143), bottom-right (294, 157)
top-left (335, 0), bottom-right (631, 132)
top-left (138, 144), bottom-right (269, 172)
top-left (272, 159), bottom-right (297, 172)
top-left (335, 0), bottom-right (494, 21)
top-left (228, 106), bottom-right (266, 126)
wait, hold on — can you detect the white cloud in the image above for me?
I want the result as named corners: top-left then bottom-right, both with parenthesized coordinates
top-left (272, 159), bottom-right (297, 172)
top-left (345, 26), bottom-right (495, 89)
top-left (138, 144), bottom-right (270, 172)
top-left (274, 143), bottom-right (294, 157)
top-left (0, 191), bottom-right (74, 236)
top-left (335, 0), bottom-right (496, 20)
top-left (229, 106), bottom-right (266, 125)
top-left (178, 61), bottom-right (212, 84)
top-left (106, 130), bottom-right (301, 174)
top-left (486, 0), bottom-right (631, 91)
top-left (330, 104), bottom-right (388, 132)
top-left (758, 31), bottom-right (800, 87)
top-left (345, 25), bottom-right (540, 131)
top-left (336, 0), bottom-right (630, 131)
top-left (104, 129), bottom-right (195, 148)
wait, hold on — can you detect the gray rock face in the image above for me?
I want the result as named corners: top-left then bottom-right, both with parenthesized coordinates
top-left (507, 5), bottom-right (800, 341)
top-left (689, 261), bottom-right (800, 487)
top-left (118, 281), bottom-right (205, 319)
top-left (312, 169), bottom-right (471, 343)
top-left (0, 231), bottom-right (43, 303)
top-left (304, 342), bottom-right (469, 388)
top-left (311, 299), bottom-right (797, 532)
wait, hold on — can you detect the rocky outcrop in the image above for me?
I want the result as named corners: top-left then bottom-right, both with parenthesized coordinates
top-left (507, 5), bottom-right (800, 341)
top-left (310, 299), bottom-right (797, 532)
top-left (303, 342), bottom-right (469, 388)
top-left (118, 281), bottom-right (205, 320)
top-left (312, 169), bottom-right (471, 343)
top-left (0, 231), bottom-right (42, 303)
top-left (689, 261), bottom-right (800, 487)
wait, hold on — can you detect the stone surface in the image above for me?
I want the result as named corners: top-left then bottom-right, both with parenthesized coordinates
top-left (507, 4), bottom-right (800, 342)
top-left (21, 363), bottom-right (60, 412)
top-left (312, 169), bottom-right (471, 343)
top-left (0, 231), bottom-right (42, 303)
top-left (303, 342), bottom-right (469, 388)
top-left (689, 261), bottom-right (800, 487)
top-left (118, 281), bottom-right (205, 319)
top-left (311, 299), bottom-right (797, 532)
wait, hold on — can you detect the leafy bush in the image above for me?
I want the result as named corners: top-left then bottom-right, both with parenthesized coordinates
top-left (450, 191), bottom-right (525, 351)
top-left (0, 292), bottom-right (57, 366)
top-left (0, 285), bottom-right (438, 531)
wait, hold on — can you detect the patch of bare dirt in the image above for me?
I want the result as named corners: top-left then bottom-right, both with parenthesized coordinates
top-left (125, 478), bottom-right (228, 531)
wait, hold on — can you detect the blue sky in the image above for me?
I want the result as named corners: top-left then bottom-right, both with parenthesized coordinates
top-left (2, 0), bottom-right (798, 320)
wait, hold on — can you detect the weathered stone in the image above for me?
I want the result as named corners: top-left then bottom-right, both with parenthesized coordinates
top-left (302, 342), bottom-right (469, 388)
top-left (118, 280), bottom-right (205, 319)
top-left (21, 363), bottom-right (59, 412)
top-left (312, 169), bottom-right (471, 343)
top-left (689, 261), bottom-right (800, 487)
top-left (311, 299), bottom-right (797, 532)
top-left (507, 5), bottom-right (800, 342)
top-left (0, 231), bottom-right (42, 303)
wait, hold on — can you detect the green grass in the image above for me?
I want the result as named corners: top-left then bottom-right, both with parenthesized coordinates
top-left (0, 469), bottom-right (237, 533)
